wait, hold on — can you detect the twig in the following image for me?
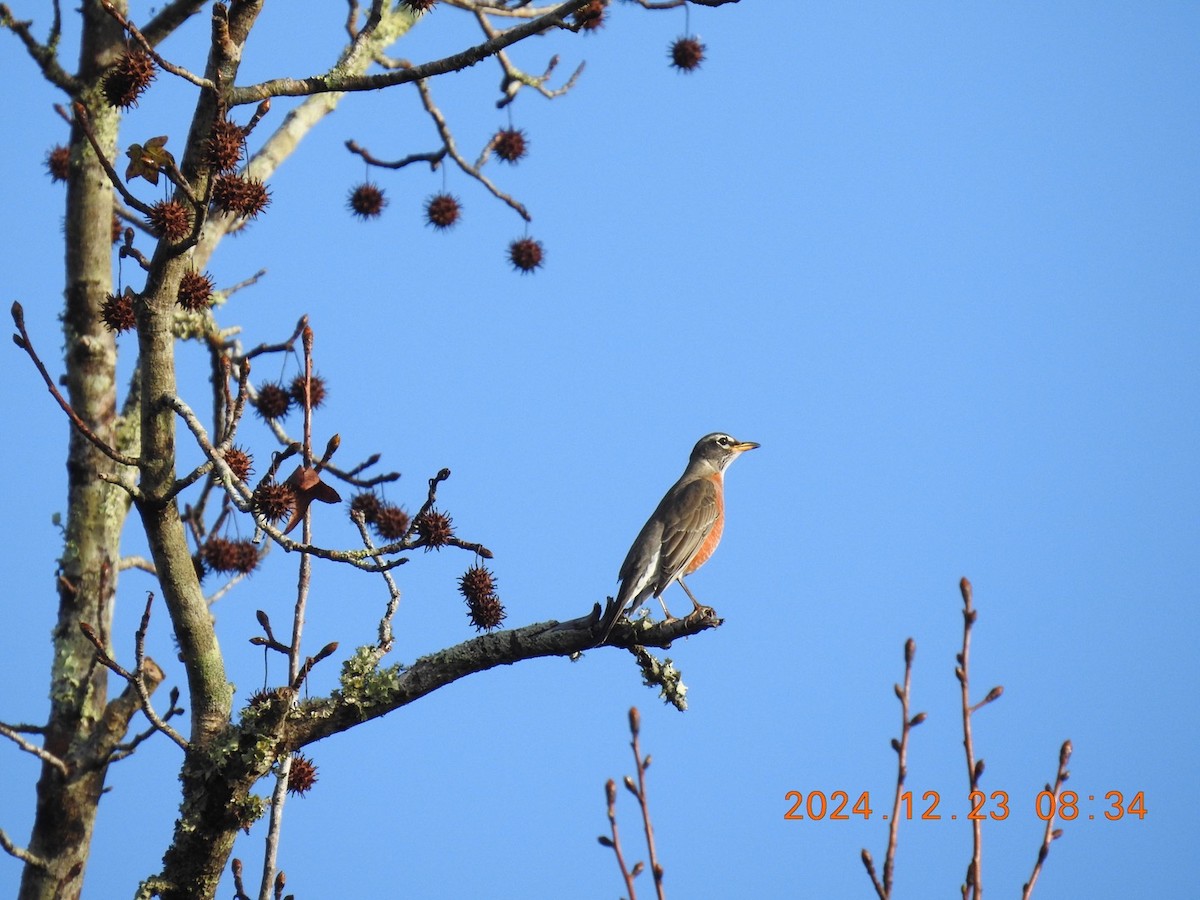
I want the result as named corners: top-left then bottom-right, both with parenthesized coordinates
top-left (10, 302), bottom-right (139, 468)
top-left (109, 686), bottom-right (185, 762)
top-left (0, 723), bottom-right (69, 776)
top-left (1021, 740), bottom-right (1072, 899)
top-left (0, 3), bottom-right (78, 92)
top-left (627, 708), bottom-right (665, 899)
top-left (0, 827), bottom-right (48, 871)
top-left (231, 0), bottom-right (593, 103)
top-left (955, 577), bottom-right (1003, 900)
top-left (600, 778), bottom-right (639, 899)
top-left (415, 76), bottom-right (530, 220)
top-left (626, 0), bottom-right (741, 7)
top-left (472, 10), bottom-right (585, 108)
top-left (98, 0), bottom-right (214, 91)
top-left (349, 511), bottom-right (404, 659)
top-left (237, 315), bottom-right (308, 362)
top-left (863, 638), bottom-right (926, 899)
top-left (231, 858), bottom-right (252, 900)
top-left (345, 139), bottom-right (446, 170)
top-left (78, 595), bottom-right (189, 751)
top-left (70, 102), bottom-right (156, 217)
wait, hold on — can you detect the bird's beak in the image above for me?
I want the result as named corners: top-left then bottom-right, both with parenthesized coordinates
top-left (733, 441), bottom-right (760, 452)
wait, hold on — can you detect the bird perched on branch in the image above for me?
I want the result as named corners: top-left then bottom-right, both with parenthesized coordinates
top-left (596, 432), bottom-right (759, 645)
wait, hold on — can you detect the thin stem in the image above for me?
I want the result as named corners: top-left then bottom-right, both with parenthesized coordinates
top-left (1021, 740), bottom-right (1072, 899)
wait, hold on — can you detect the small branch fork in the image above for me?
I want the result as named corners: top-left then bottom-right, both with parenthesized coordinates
top-left (79, 593), bottom-right (189, 751)
top-left (862, 638), bottom-right (926, 900)
top-left (598, 708), bottom-right (665, 900)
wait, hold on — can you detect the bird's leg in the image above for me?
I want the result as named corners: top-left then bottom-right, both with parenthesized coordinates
top-left (656, 596), bottom-right (675, 619)
top-left (678, 577), bottom-right (705, 612)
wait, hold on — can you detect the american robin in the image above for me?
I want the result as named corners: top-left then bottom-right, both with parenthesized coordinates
top-left (596, 433), bottom-right (759, 644)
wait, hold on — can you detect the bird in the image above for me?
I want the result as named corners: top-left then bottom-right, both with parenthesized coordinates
top-left (595, 432), bottom-right (759, 645)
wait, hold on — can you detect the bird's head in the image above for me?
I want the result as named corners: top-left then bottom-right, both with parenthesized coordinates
top-left (690, 432), bottom-right (760, 472)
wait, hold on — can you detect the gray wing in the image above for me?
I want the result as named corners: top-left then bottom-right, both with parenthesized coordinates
top-left (652, 477), bottom-right (718, 595)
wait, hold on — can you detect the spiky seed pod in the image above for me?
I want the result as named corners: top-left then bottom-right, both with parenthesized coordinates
top-left (414, 508), bottom-right (453, 550)
top-left (424, 193), bottom-right (462, 231)
top-left (202, 537), bottom-right (259, 574)
top-left (373, 503), bottom-right (411, 541)
top-left (147, 199), bottom-right (192, 242)
top-left (574, 0), bottom-right (607, 31)
top-left (493, 127), bottom-right (528, 164)
top-left (289, 373), bottom-right (327, 409)
top-left (458, 565), bottom-right (496, 606)
top-left (212, 175), bottom-right (271, 219)
top-left (347, 182), bottom-right (387, 219)
top-left (45, 145), bottom-right (70, 182)
top-left (402, 0), bottom-right (436, 12)
top-left (101, 290), bottom-right (136, 333)
top-left (507, 237), bottom-right (545, 274)
top-left (176, 269), bottom-right (215, 312)
top-left (349, 491), bottom-right (383, 525)
top-left (287, 754), bottom-right (318, 797)
top-left (206, 118), bottom-right (246, 173)
top-left (669, 36), bottom-right (706, 73)
top-left (222, 446), bottom-right (253, 482)
top-left (254, 381), bottom-right (292, 421)
top-left (246, 688), bottom-right (278, 710)
top-left (467, 591), bottom-right (506, 632)
top-left (253, 480), bottom-right (294, 524)
top-left (103, 49), bottom-right (157, 109)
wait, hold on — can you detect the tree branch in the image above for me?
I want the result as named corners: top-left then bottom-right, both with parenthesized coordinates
top-left (0, 3), bottom-right (78, 93)
top-left (230, 0), bottom-right (593, 104)
top-left (0, 827), bottom-right (48, 871)
top-left (11, 301), bottom-right (140, 468)
top-left (287, 605), bottom-right (719, 748)
top-left (0, 722), bottom-right (69, 777)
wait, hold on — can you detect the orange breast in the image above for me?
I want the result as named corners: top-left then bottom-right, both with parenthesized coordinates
top-left (685, 472), bottom-right (725, 574)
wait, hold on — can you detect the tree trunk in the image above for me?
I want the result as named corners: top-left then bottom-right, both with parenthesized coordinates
top-left (19, 5), bottom-right (134, 898)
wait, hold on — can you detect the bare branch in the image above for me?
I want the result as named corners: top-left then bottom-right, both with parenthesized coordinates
top-left (78, 600), bottom-right (190, 752)
top-left (230, 0), bottom-right (594, 104)
top-left (416, 76), bottom-right (530, 220)
top-left (956, 577), bottom-right (999, 900)
top-left (627, 708), bottom-right (666, 899)
top-left (0, 3), bottom-right (78, 92)
top-left (70, 102), bottom-right (156, 217)
top-left (98, 0), bottom-right (213, 91)
top-left (287, 604), bottom-right (720, 748)
top-left (0, 723), bottom-right (69, 777)
top-left (11, 302), bottom-right (140, 468)
top-left (599, 778), bottom-right (639, 899)
top-left (345, 138), bottom-right (446, 171)
top-left (0, 827), bottom-right (48, 871)
top-left (863, 638), bottom-right (926, 899)
top-left (627, 0), bottom-right (741, 7)
top-left (140, 0), bottom-right (209, 48)
top-left (349, 511), bottom-right (403, 660)
top-left (1022, 740), bottom-right (1073, 899)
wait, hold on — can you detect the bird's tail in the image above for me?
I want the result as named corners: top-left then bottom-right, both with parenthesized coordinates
top-left (592, 596), bottom-right (629, 648)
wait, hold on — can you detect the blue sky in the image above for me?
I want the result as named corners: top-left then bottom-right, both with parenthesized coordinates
top-left (1, 2), bottom-right (1197, 897)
